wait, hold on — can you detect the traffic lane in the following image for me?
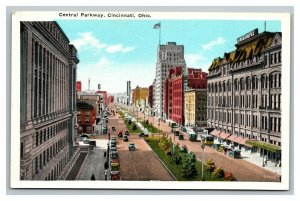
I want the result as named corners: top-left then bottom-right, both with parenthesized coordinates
top-left (117, 135), bottom-right (174, 181)
top-left (171, 133), bottom-right (280, 182)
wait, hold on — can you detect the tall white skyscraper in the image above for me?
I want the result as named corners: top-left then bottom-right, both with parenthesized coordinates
top-left (153, 42), bottom-right (186, 117)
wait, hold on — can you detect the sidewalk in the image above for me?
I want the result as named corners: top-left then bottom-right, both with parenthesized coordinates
top-left (241, 150), bottom-right (281, 175)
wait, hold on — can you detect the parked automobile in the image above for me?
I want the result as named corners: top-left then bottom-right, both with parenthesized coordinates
top-left (110, 146), bottom-right (117, 152)
top-left (111, 150), bottom-right (119, 160)
top-left (212, 143), bottom-right (222, 150)
top-left (229, 149), bottom-right (241, 158)
top-left (180, 126), bottom-right (187, 132)
top-left (125, 130), bottom-right (130, 136)
top-left (179, 134), bottom-right (184, 140)
top-left (128, 143), bottom-right (136, 151)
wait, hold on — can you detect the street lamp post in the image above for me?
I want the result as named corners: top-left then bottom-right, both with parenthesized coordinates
top-left (201, 143), bottom-right (206, 181)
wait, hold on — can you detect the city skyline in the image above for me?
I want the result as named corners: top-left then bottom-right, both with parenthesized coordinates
top-left (57, 20), bottom-right (281, 93)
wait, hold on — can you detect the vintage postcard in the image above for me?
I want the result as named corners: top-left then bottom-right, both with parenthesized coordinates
top-left (11, 10), bottom-right (290, 190)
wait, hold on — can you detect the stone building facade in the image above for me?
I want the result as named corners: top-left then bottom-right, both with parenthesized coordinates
top-left (20, 21), bottom-right (79, 180)
top-left (153, 42), bottom-right (186, 118)
top-left (207, 29), bottom-right (281, 160)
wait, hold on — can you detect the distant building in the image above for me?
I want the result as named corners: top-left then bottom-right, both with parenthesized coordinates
top-left (153, 42), bottom-right (186, 117)
top-left (76, 81), bottom-right (82, 92)
top-left (126, 81), bottom-right (131, 105)
top-left (148, 84), bottom-right (153, 110)
top-left (184, 89), bottom-right (207, 127)
top-left (132, 86), bottom-right (149, 112)
top-left (76, 101), bottom-right (96, 134)
top-left (96, 91), bottom-right (108, 111)
top-left (20, 21), bottom-right (79, 180)
top-left (207, 29), bottom-right (282, 163)
top-left (77, 91), bottom-right (101, 116)
top-left (107, 95), bottom-right (114, 104)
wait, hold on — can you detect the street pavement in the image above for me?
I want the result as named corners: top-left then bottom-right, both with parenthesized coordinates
top-left (109, 105), bottom-right (175, 181)
top-left (119, 103), bottom-right (280, 182)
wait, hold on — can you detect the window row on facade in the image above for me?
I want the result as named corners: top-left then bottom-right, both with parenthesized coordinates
top-left (208, 72), bottom-right (281, 93)
top-left (208, 93), bottom-right (281, 110)
top-left (208, 110), bottom-right (281, 133)
top-left (33, 135), bottom-right (68, 175)
top-left (32, 39), bottom-right (69, 119)
top-left (44, 153), bottom-right (68, 180)
top-left (34, 120), bottom-right (69, 148)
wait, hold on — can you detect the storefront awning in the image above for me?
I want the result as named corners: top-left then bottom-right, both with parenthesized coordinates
top-left (239, 138), bottom-right (250, 146)
top-left (227, 134), bottom-right (238, 141)
top-left (232, 136), bottom-right (244, 143)
top-left (219, 132), bottom-right (231, 139)
top-left (210, 129), bottom-right (220, 137)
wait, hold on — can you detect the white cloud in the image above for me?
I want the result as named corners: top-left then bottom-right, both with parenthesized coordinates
top-left (201, 37), bottom-right (225, 50)
top-left (71, 32), bottom-right (135, 54)
top-left (185, 53), bottom-right (206, 67)
top-left (71, 32), bottom-right (107, 50)
top-left (106, 44), bottom-right (135, 53)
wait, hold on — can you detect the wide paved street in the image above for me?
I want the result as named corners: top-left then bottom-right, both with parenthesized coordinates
top-left (108, 106), bottom-right (175, 181)
top-left (122, 104), bottom-right (280, 182)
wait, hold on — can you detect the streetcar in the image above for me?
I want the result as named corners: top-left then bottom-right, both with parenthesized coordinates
top-left (200, 134), bottom-right (214, 146)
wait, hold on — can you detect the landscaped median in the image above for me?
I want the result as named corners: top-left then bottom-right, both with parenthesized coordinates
top-left (145, 137), bottom-right (228, 181)
top-left (118, 111), bottom-right (142, 134)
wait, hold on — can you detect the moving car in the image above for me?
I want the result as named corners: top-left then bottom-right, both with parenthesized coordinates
top-left (123, 135), bottom-right (128, 142)
top-left (128, 143), bottom-right (136, 151)
top-left (118, 131), bottom-right (123, 138)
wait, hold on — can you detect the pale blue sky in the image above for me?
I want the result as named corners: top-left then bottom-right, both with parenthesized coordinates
top-left (57, 20), bottom-right (280, 93)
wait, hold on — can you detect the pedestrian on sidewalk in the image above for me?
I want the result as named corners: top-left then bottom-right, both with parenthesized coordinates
top-left (104, 151), bottom-right (107, 158)
top-left (104, 161), bottom-right (108, 169)
top-left (105, 169), bottom-right (108, 180)
top-left (91, 174), bottom-right (95, 180)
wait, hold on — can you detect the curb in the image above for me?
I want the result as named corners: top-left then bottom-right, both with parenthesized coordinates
top-left (143, 138), bottom-right (177, 181)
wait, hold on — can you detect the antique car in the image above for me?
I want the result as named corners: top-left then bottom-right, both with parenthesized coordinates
top-left (123, 135), bottom-right (128, 142)
top-left (179, 134), bottom-right (184, 140)
top-left (229, 149), bottom-right (241, 158)
top-left (128, 143), bottom-right (136, 151)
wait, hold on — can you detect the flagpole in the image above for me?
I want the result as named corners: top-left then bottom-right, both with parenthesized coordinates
top-left (159, 21), bottom-right (161, 45)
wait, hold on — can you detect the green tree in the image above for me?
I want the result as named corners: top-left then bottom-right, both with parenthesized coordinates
top-left (205, 158), bottom-right (216, 178)
top-left (181, 153), bottom-right (198, 178)
top-left (171, 153), bottom-right (182, 166)
top-left (212, 166), bottom-right (224, 179)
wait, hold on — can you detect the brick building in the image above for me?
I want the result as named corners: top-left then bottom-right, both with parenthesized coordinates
top-left (164, 67), bottom-right (207, 126)
top-left (76, 81), bottom-right (82, 92)
top-left (76, 101), bottom-right (96, 134)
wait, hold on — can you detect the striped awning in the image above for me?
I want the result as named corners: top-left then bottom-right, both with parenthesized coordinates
top-left (232, 136), bottom-right (244, 143)
top-left (227, 134), bottom-right (238, 141)
top-left (210, 129), bottom-right (220, 137)
top-left (219, 132), bottom-right (231, 139)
